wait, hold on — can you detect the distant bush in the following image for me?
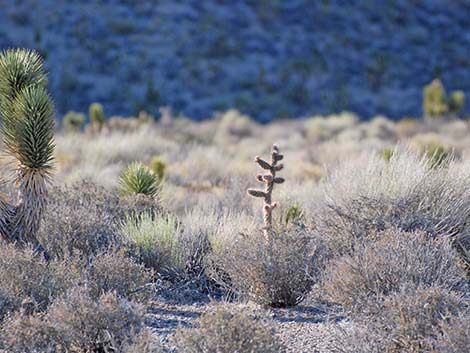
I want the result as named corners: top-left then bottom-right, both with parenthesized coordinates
top-left (303, 112), bottom-right (358, 142)
top-left (1, 289), bottom-right (148, 353)
top-left (149, 155), bottom-right (166, 180)
top-left (214, 109), bottom-right (254, 144)
top-left (423, 79), bottom-right (447, 118)
top-left (120, 212), bottom-right (183, 272)
top-left (211, 225), bottom-right (325, 307)
top-left (448, 90), bottom-right (465, 117)
top-left (322, 228), bottom-right (467, 314)
top-left (174, 304), bottom-right (286, 353)
top-left (423, 79), bottom-right (466, 119)
top-left (120, 162), bottom-right (161, 198)
top-left (62, 110), bottom-right (85, 132)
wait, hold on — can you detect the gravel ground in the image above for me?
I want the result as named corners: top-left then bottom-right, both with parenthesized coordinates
top-left (146, 295), bottom-right (349, 353)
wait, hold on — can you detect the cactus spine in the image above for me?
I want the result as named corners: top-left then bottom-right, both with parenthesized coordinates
top-left (247, 144), bottom-right (285, 238)
top-left (0, 49), bottom-right (55, 247)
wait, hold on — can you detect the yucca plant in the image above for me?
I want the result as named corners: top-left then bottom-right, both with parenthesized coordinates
top-left (119, 162), bottom-right (160, 198)
top-left (0, 48), bottom-right (55, 247)
top-left (88, 102), bottom-right (105, 131)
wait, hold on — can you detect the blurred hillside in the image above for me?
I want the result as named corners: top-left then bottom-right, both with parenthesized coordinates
top-left (1, 0), bottom-right (469, 121)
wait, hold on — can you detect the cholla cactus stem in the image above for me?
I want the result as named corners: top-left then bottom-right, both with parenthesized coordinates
top-left (247, 144), bottom-right (285, 239)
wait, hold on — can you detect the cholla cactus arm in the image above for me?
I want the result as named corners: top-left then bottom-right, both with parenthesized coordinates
top-left (247, 144), bottom-right (285, 238)
top-left (0, 49), bottom-right (54, 246)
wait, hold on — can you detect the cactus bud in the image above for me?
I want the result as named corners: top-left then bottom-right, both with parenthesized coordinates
top-left (274, 154), bottom-right (284, 161)
top-left (255, 156), bottom-right (272, 170)
top-left (256, 174), bottom-right (264, 182)
top-left (247, 189), bottom-right (267, 198)
top-left (274, 164), bottom-right (284, 171)
top-left (262, 175), bottom-right (273, 182)
top-left (273, 177), bottom-right (285, 184)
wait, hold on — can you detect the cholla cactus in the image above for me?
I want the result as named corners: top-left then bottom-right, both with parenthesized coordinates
top-left (0, 49), bottom-right (55, 247)
top-left (119, 162), bottom-right (160, 198)
top-left (247, 144), bottom-right (285, 238)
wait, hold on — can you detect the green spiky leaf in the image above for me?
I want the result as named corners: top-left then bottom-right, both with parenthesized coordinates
top-left (120, 162), bottom-right (160, 198)
top-left (5, 85), bottom-right (55, 170)
top-left (0, 49), bottom-right (46, 107)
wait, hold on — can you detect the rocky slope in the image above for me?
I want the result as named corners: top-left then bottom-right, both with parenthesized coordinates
top-left (1, 0), bottom-right (469, 121)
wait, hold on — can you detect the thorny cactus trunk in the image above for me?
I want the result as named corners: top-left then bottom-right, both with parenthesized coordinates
top-left (0, 49), bottom-right (55, 249)
top-left (247, 144), bottom-right (285, 239)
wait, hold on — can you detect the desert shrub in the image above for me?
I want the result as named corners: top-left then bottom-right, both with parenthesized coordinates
top-left (303, 112), bottom-right (358, 142)
top-left (62, 110), bottom-right (85, 132)
top-left (122, 329), bottom-right (163, 353)
top-left (1, 289), bottom-right (147, 353)
top-left (38, 180), bottom-right (161, 260)
top-left (0, 245), bottom-right (80, 318)
top-left (174, 304), bottom-right (286, 353)
top-left (318, 149), bottom-right (470, 265)
top-left (436, 313), bottom-right (470, 353)
top-left (214, 109), bottom-right (254, 144)
top-left (87, 251), bottom-right (154, 303)
top-left (211, 225), bottom-right (325, 307)
top-left (149, 155), bottom-right (166, 180)
top-left (448, 90), bottom-right (465, 117)
top-left (336, 286), bottom-right (467, 353)
top-left (423, 79), bottom-right (447, 118)
top-left (89, 102), bottom-right (105, 126)
top-left (365, 116), bottom-right (396, 140)
top-left (120, 212), bottom-right (183, 272)
top-left (120, 161), bottom-right (160, 198)
top-left (38, 181), bottom-right (123, 259)
top-left (322, 228), bottom-right (467, 314)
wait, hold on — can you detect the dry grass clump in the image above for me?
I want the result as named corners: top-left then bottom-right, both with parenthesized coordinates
top-left (0, 289), bottom-right (154, 353)
top-left (120, 211), bottom-right (183, 273)
top-left (174, 303), bottom-right (286, 353)
top-left (87, 251), bottom-right (154, 303)
top-left (335, 286), bottom-right (468, 353)
top-left (322, 228), bottom-right (467, 314)
top-left (319, 148), bottom-right (470, 266)
top-left (211, 225), bottom-right (325, 307)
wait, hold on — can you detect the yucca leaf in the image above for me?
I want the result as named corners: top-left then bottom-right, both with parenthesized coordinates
top-left (0, 49), bottom-right (46, 107)
top-left (120, 162), bottom-right (160, 198)
top-left (6, 85), bottom-right (55, 170)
